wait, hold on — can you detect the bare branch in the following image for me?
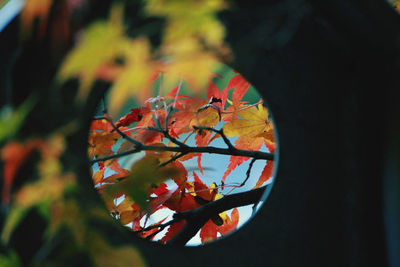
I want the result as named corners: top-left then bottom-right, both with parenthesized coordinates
top-left (129, 185), bottom-right (268, 245)
top-left (168, 185), bottom-right (268, 245)
top-left (90, 142), bottom-right (274, 164)
top-left (241, 158), bottom-right (257, 187)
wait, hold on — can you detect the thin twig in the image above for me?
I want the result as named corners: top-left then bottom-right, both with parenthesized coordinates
top-left (193, 126), bottom-right (235, 151)
top-left (92, 116), bottom-right (142, 147)
top-left (173, 77), bottom-right (183, 109)
top-left (136, 219), bottom-right (175, 233)
top-left (241, 158), bottom-right (257, 186)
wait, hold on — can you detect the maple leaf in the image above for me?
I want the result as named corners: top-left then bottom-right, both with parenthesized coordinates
top-left (220, 104), bottom-right (275, 182)
top-left (1, 139), bottom-right (43, 204)
top-left (160, 220), bottom-right (185, 243)
top-left (217, 208), bottom-right (239, 236)
top-left (116, 198), bottom-right (141, 225)
top-left (14, 136), bottom-right (75, 209)
top-left (200, 219), bottom-right (218, 243)
top-left (90, 119), bottom-right (113, 132)
top-left (192, 172), bottom-right (217, 202)
top-left (58, 4), bottom-right (127, 100)
top-left (108, 37), bottom-right (156, 113)
top-left (145, 0), bottom-right (228, 93)
top-left (115, 108), bottom-right (145, 128)
top-left (138, 218), bottom-right (168, 240)
top-left (129, 108), bottom-right (165, 145)
top-left (145, 0), bottom-right (226, 47)
top-left (98, 158), bottom-right (131, 184)
top-left (253, 160), bottom-right (274, 189)
top-left (223, 104), bottom-right (271, 138)
top-left (169, 97), bottom-right (208, 136)
top-left (92, 168), bottom-right (105, 186)
top-left (104, 155), bottom-right (182, 211)
top-left (88, 130), bottom-right (120, 158)
top-left (224, 73), bottom-right (250, 105)
top-left (148, 183), bottom-right (178, 213)
top-left (0, 98), bottom-right (34, 142)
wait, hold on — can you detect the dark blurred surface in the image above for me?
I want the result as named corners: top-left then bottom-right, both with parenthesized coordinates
top-left (1, 0), bottom-right (399, 266)
top-left (139, 1), bottom-right (400, 266)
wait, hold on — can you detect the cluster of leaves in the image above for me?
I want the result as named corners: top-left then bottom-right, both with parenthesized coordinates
top-left (89, 71), bottom-right (276, 245)
top-left (2, 0), bottom-right (230, 264)
top-left (0, 130), bottom-right (146, 266)
top-left (59, 0), bottom-right (229, 115)
top-left (0, 0), bottom-right (275, 264)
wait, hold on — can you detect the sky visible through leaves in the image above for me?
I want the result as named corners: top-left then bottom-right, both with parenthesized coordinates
top-left (90, 64), bottom-right (276, 245)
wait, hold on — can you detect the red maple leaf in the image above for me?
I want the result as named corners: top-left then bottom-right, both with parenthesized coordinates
top-left (200, 219), bottom-right (218, 243)
top-left (218, 208), bottom-right (239, 235)
top-left (253, 160), bottom-right (274, 189)
top-left (115, 108), bottom-right (145, 128)
top-left (1, 140), bottom-right (43, 204)
top-left (160, 220), bottom-right (185, 243)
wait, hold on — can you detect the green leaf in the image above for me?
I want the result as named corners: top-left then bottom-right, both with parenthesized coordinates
top-left (0, 250), bottom-right (21, 267)
top-left (0, 97), bottom-right (35, 142)
top-left (1, 206), bottom-right (27, 244)
top-left (105, 155), bottom-right (181, 211)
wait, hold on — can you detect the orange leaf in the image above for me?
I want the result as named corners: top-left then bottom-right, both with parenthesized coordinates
top-left (200, 219), bottom-right (218, 243)
top-left (226, 74), bottom-right (250, 104)
top-left (92, 168), bottom-right (105, 186)
top-left (1, 140), bottom-right (43, 204)
top-left (139, 217), bottom-right (168, 240)
top-left (115, 108), bottom-right (145, 128)
top-left (88, 131), bottom-right (120, 158)
top-left (253, 160), bottom-right (274, 189)
top-left (161, 221), bottom-right (185, 243)
top-left (169, 97), bottom-right (208, 136)
top-left (218, 208), bottom-right (239, 236)
top-left (193, 172), bottom-right (213, 201)
top-left (20, 0), bottom-right (53, 38)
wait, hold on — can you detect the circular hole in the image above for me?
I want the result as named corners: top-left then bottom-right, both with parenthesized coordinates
top-left (88, 63), bottom-right (278, 246)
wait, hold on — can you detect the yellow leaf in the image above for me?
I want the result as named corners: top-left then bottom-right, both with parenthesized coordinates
top-left (1, 206), bottom-right (26, 243)
top-left (145, 0), bottom-right (227, 47)
top-left (162, 46), bottom-right (218, 93)
top-left (88, 232), bottom-right (146, 267)
top-left (223, 104), bottom-right (271, 138)
top-left (146, 0), bottom-right (229, 94)
top-left (58, 4), bottom-right (126, 100)
top-left (47, 199), bottom-right (86, 245)
top-left (108, 37), bottom-right (155, 114)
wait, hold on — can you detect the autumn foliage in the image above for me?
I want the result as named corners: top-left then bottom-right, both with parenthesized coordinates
top-left (89, 71), bottom-right (276, 245)
top-left (1, 0), bottom-right (277, 265)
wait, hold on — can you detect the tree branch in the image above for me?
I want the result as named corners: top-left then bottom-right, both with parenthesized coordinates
top-left (168, 185), bottom-right (268, 245)
top-left (132, 185), bottom-right (267, 244)
top-left (90, 142), bottom-right (274, 164)
top-left (93, 116), bottom-right (143, 148)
